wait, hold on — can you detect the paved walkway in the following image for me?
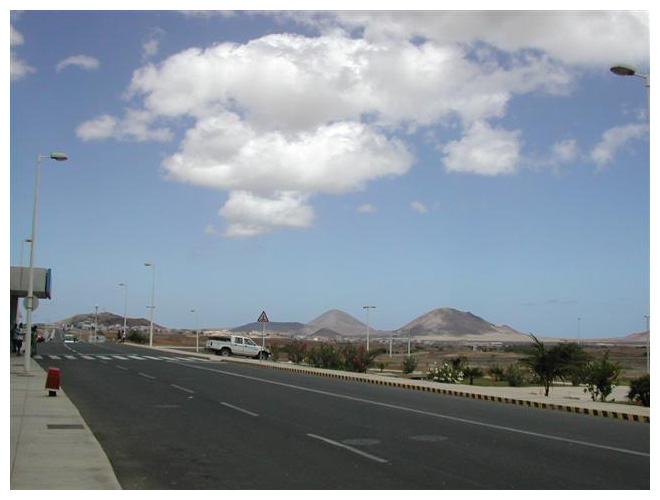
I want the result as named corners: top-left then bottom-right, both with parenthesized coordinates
top-left (9, 355), bottom-right (121, 490)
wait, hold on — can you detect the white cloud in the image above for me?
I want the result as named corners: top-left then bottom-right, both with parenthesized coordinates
top-left (76, 110), bottom-right (172, 142)
top-left (56, 55), bottom-right (100, 72)
top-left (357, 204), bottom-right (378, 214)
top-left (219, 191), bottom-right (314, 238)
top-left (442, 121), bottom-right (522, 176)
top-left (410, 201), bottom-right (428, 214)
top-left (142, 28), bottom-right (165, 61)
top-left (294, 11), bottom-right (649, 68)
top-left (552, 139), bottom-right (579, 164)
top-left (10, 25), bottom-right (35, 81)
top-left (590, 123), bottom-right (648, 168)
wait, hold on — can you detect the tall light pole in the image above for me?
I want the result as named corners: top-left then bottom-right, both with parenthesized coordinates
top-left (363, 305), bottom-right (376, 352)
top-left (190, 308), bottom-right (199, 353)
top-left (644, 315), bottom-right (650, 373)
top-left (577, 317), bottom-right (581, 345)
top-left (144, 263), bottom-right (155, 347)
top-left (610, 64), bottom-right (650, 117)
top-left (93, 304), bottom-right (99, 343)
top-left (119, 283), bottom-right (128, 342)
top-left (24, 152), bottom-right (68, 372)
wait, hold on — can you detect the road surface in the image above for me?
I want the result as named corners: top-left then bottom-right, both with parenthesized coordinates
top-left (34, 340), bottom-right (650, 489)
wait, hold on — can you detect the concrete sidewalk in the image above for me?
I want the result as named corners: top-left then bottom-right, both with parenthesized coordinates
top-left (9, 355), bottom-right (121, 490)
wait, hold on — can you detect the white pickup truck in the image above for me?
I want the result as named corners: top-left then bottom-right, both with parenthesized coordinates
top-left (205, 335), bottom-right (271, 360)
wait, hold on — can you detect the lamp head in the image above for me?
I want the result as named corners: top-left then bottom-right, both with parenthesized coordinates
top-left (49, 153), bottom-right (69, 161)
top-left (610, 64), bottom-right (637, 76)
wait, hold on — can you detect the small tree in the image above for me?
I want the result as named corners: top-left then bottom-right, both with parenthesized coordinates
top-left (504, 363), bottom-right (527, 387)
top-left (488, 364), bottom-right (505, 382)
top-left (583, 351), bottom-right (621, 402)
top-left (463, 366), bottom-right (483, 385)
top-left (284, 340), bottom-right (307, 364)
top-left (627, 374), bottom-right (650, 407)
top-left (523, 334), bottom-right (560, 396)
top-left (402, 355), bottom-right (418, 374)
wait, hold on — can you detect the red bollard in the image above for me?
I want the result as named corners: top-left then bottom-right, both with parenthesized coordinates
top-left (45, 367), bottom-right (61, 397)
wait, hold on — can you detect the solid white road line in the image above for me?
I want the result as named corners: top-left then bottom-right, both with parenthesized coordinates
top-left (307, 433), bottom-right (389, 464)
top-left (170, 384), bottom-right (195, 394)
top-left (220, 402), bottom-right (259, 417)
top-left (177, 362), bottom-right (650, 459)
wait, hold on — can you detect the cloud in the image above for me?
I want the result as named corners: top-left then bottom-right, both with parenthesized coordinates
top-left (292, 11), bottom-right (649, 68)
top-left (10, 25), bottom-right (35, 81)
top-left (77, 13), bottom-right (648, 236)
top-left (219, 191), bottom-right (314, 238)
top-left (410, 201), bottom-right (428, 214)
top-left (551, 139), bottom-right (579, 164)
top-left (590, 123), bottom-right (648, 168)
top-left (142, 28), bottom-right (165, 61)
top-left (56, 55), bottom-right (100, 72)
top-left (442, 121), bottom-right (522, 176)
top-left (76, 109), bottom-right (172, 142)
top-left (357, 204), bottom-right (378, 214)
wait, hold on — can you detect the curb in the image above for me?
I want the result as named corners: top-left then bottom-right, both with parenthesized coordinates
top-left (226, 356), bottom-right (651, 424)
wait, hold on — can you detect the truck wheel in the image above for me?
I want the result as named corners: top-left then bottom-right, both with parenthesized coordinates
top-left (220, 348), bottom-right (231, 357)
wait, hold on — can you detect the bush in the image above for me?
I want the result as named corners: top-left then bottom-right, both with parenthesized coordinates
top-left (463, 366), bottom-right (483, 385)
top-left (283, 340), bottom-right (307, 364)
top-left (583, 351), bottom-right (621, 402)
top-left (306, 343), bottom-right (343, 370)
top-left (627, 374), bottom-right (650, 407)
top-left (126, 329), bottom-right (148, 344)
top-left (488, 364), bottom-right (505, 382)
top-left (504, 363), bottom-right (527, 387)
top-left (341, 344), bottom-right (376, 373)
top-left (402, 355), bottom-right (418, 374)
top-left (427, 362), bottom-right (464, 384)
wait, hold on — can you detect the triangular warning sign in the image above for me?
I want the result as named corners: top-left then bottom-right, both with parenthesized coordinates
top-left (257, 311), bottom-right (269, 323)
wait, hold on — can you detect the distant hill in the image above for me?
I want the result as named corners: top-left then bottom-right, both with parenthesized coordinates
top-left (231, 321), bottom-right (310, 335)
top-left (395, 307), bottom-right (528, 341)
top-left (306, 327), bottom-right (345, 341)
top-left (307, 309), bottom-right (371, 337)
top-left (59, 312), bottom-right (164, 330)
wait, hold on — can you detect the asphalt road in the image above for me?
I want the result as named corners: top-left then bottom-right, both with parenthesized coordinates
top-left (34, 340), bottom-right (650, 489)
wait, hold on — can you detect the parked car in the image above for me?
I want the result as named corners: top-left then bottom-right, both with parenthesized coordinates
top-left (206, 335), bottom-right (270, 360)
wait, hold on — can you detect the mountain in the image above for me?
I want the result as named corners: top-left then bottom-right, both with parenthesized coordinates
top-left (231, 321), bottom-right (310, 335)
top-left (395, 307), bottom-right (527, 341)
top-left (307, 328), bottom-right (345, 341)
top-left (58, 312), bottom-right (163, 329)
top-left (307, 309), bottom-right (371, 337)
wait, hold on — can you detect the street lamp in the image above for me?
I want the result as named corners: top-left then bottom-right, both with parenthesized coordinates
top-left (363, 305), bottom-right (376, 352)
top-left (190, 308), bottom-right (199, 353)
top-left (577, 317), bottom-right (581, 345)
top-left (610, 64), bottom-right (650, 117)
top-left (144, 263), bottom-right (155, 347)
top-left (119, 283), bottom-right (128, 342)
top-left (24, 152), bottom-right (68, 372)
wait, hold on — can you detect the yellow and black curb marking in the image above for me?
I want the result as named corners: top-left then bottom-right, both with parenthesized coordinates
top-left (228, 358), bottom-right (650, 424)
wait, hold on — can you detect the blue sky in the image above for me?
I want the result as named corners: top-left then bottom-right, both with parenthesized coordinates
top-left (9, 8), bottom-right (651, 338)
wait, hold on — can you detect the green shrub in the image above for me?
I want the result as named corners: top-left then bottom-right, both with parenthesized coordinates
top-left (627, 374), bottom-right (650, 407)
top-left (402, 355), bottom-right (418, 374)
top-left (504, 363), bottom-right (527, 387)
top-left (283, 340), bottom-right (307, 364)
top-left (126, 329), bottom-right (148, 344)
top-left (463, 366), bottom-right (483, 385)
top-left (488, 364), bottom-right (505, 382)
top-left (306, 343), bottom-right (343, 370)
top-left (583, 351), bottom-right (621, 402)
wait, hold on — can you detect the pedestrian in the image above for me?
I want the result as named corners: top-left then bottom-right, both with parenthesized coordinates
top-left (13, 323), bottom-right (25, 355)
top-left (31, 325), bottom-right (38, 356)
top-left (11, 324), bottom-right (17, 353)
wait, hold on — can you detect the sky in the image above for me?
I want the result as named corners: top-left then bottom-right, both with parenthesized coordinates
top-left (8, 6), bottom-right (653, 339)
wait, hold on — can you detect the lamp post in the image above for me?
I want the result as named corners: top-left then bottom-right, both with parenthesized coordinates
top-left (610, 64), bottom-right (650, 116)
top-left (577, 317), bottom-right (581, 345)
top-left (144, 263), bottom-right (155, 347)
top-left (644, 315), bottom-right (650, 373)
top-left (93, 304), bottom-right (99, 343)
top-left (190, 308), bottom-right (199, 353)
top-left (119, 283), bottom-right (128, 342)
top-left (363, 305), bottom-right (376, 352)
top-left (24, 152), bottom-right (68, 372)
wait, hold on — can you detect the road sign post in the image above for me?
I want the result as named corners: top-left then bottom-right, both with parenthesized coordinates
top-left (257, 311), bottom-right (269, 350)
